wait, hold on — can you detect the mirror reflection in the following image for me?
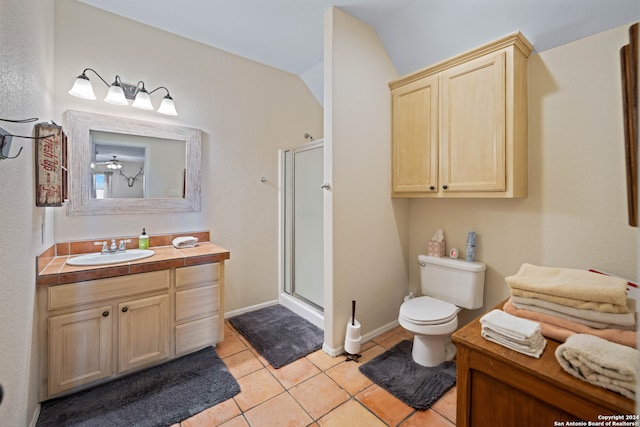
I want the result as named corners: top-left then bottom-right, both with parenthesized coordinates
top-left (64, 110), bottom-right (201, 216)
top-left (90, 131), bottom-right (186, 199)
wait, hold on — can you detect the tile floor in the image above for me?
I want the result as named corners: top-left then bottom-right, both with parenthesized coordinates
top-left (176, 322), bottom-right (457, 427)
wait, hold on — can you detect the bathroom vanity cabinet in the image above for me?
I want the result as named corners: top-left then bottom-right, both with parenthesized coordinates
top-left (46, 271), bottom-right (172, 396)
top-left (36, 243), bottom-right (227, 400)
top-left (452, 307), bottom-right (635, 426)
top-left (389, 32), bottom-right (533, 198)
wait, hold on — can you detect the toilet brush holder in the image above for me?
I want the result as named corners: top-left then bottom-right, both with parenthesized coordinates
top-left (344, 319), bottom-right (362, 355)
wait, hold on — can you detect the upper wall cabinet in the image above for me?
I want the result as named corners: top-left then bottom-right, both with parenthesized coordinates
top-left (390, 32), bottom-right (533, 198)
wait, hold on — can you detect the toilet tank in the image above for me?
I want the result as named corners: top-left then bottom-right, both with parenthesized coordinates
top-left (419, 255), bottom-right (486, 309)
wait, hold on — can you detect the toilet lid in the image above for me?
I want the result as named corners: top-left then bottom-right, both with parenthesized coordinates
top-left (400, 296), bottom-right (458, 325)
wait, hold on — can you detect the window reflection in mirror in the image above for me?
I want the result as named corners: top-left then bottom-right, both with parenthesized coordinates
top-left (90, 131), bottom-right (186, 199)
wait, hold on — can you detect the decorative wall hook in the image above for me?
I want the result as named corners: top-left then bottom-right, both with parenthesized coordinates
top-left (0, 132), bottom-right (21, 160)
top-left (0, 117), bottom-right (53, 160)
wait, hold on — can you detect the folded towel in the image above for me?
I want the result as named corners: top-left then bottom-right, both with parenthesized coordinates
top-left (480, 309), bottom-right (541, 341)
top-left (480, 309), bottom-right (546, 358)
top-left (555, 334), bottom-right (638, 399)
top-left (511, 295), bottom-right (636, 329)
top-left (510, 288), bottom-right (630, 314)
top-left (481, 328), bottom-right (547, 358)
top-left (504, 299), bottom-right (637, 348)
top-left (172, 236), bottom-right (198, 248)
top-left (506, 264), bottom-right (628, 310)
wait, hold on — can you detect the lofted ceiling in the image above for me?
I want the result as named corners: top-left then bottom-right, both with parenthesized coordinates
top-left (78, 0), bottom-right (639, 103)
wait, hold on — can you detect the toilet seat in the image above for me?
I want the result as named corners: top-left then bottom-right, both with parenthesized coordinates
top-left (399, 296), bottom-right (458, 325)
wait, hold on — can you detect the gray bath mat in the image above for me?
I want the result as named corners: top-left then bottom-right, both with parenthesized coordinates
top-left (359, 340), bottom-right (456, 410)
top-left (229, 304), bottom-right (323, 368)
top-left (37, 346), bottom-right (240, 427)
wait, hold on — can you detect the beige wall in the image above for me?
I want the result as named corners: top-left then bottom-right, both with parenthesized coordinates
top-left (324, 8), bottom-right (409, 349)
top-left (53, 0), bottom-right (323, 312)
top-left (0, 1), bottom-right (54, 425)
top-left (408, 24), bottom-right (639, 327)
top-left (1, 2), bottom-right (636, 423)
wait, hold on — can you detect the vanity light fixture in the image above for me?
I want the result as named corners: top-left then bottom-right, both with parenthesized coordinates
top-left (68, 68), bottom-right (178, 116)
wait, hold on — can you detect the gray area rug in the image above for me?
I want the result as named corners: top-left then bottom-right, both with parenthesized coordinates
top-left (359, 340), bottom-right (456, 410)
top-left (229, 304), bottom-right (323, 368)
top-left (37, 346), bottom-right (240, 427)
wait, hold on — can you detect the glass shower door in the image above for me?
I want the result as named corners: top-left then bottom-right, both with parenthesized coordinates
top-left (283, 141), bottom-right (324, 310)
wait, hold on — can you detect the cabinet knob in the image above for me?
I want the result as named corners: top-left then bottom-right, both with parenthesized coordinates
top-left (102, 311), bottom-right (109, 317)
top-left (429, 185), bottom-right (435, 190)
top-left (442, 185), bottom-right (448, 190)
top-left (121, 307), bottom-right (128, 313)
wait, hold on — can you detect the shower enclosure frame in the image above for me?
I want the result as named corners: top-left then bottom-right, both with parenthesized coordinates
top-left (278, 139), bottom-right (325, 330)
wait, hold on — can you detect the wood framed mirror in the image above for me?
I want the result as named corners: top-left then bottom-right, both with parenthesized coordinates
top-left (64, 110), bottom-right (201, 215)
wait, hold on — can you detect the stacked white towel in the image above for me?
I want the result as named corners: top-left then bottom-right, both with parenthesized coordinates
top-left (480, 309), bottom-right (547, 358)
top-left (555, 334), bottom-right (637, 399)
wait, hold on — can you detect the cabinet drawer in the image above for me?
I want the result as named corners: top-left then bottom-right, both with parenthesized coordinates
top-left (175, 315), bottom-right (220, 355)
top-left (176, 263), bottom-right (218, 288)
top-left (175, 285), bottom-right (219, 323)
top-left (49, 270), bottom-right (170, 310)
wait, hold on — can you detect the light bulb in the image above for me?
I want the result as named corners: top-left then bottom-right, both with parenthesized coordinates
top-left (68, 75), bottom-right (96, 100)
top-left (132, 90), bottom-right (154, 110)
top-left (104, 84), bottom-right (128, 105)
top-left (157, 96), bottom-right (178, 116)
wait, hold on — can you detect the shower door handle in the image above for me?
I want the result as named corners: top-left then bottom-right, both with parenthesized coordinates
top-left (321, 183), bottom-right (331, 190)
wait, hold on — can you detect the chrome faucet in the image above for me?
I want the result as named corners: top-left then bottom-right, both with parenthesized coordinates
top-left (94, 241), bottom-right (108, 254)
top-left (94, 239), bottom-right (131, 254)
top-left (118, 239), bottom-right (131, 251)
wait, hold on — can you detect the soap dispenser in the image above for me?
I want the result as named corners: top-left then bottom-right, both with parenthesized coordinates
top-left (138, 228), bottom-right (149, 249)
top-left (466, 231), bottom-right (476, 262)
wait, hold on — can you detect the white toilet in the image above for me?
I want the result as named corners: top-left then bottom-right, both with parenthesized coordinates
top-left (399, 255), bottom-right (486, 367)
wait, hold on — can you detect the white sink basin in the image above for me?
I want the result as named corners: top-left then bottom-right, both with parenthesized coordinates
top-left (66, 249), bottom-right (155, 266)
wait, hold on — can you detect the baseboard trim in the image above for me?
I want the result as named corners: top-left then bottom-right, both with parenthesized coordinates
top-left (224, 300), bottom-right (278, 319)
top-left (29, 404), bottom-right (40, 427)
top-left (322, 319), bottom-right (400, 357)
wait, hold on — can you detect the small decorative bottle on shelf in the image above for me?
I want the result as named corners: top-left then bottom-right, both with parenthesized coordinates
top-left (466, 231), bottom-right (476, 262)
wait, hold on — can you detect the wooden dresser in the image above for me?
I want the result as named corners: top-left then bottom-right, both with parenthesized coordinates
top-left (452, 304), bottom-right (636, 426)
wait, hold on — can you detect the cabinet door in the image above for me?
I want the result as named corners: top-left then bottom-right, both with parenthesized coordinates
top-left (440, 52), bottom-right (506, 192)
top-left (48, 306), bottom-right (112, 395)
top-left (118, 294), bottom-right (169, 373)
top-left (391, 75), bottom-right (439, 193)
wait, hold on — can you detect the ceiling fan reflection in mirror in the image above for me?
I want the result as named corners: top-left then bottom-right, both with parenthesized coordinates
top-left (91, 155), bottom-right (123, 169)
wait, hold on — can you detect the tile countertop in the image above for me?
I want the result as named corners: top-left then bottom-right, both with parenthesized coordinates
top-left (37, 242), bottom-right (230, 287)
